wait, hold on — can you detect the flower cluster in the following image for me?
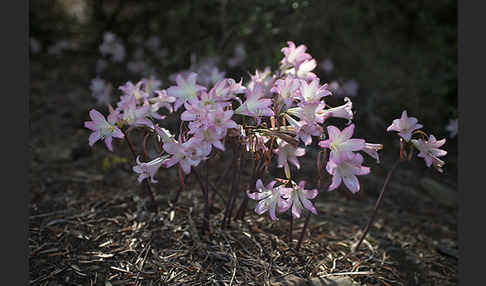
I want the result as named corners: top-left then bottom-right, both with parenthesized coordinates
top-left (247, 179), bottom-right (318, 220)
top-left (84, 41), bottom-right (449, 227)
top-left (387, 110), bottom-right (447, 172)
top-left (85, 41), bottom-right (383, 220)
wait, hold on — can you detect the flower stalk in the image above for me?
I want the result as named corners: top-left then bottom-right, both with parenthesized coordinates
top-left (353, 158), bottom-right (402, 252)
top-left (123, 130), bottom-right (157, 211)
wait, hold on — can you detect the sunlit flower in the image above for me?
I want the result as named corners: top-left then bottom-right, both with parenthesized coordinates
top-left (247, 67), bottom-right (274, 98)
top-left (286, 102), bottom-right (326, 124)
top-left (235, 83), bottom-right (274, 119)
top-left (288, 59), bottom-right (318, 81)
top-left (411, 135), bottom-right (447, 173)
top-left (84, 109), bottom-right (124, 151)
top-left (207, 109), bottom-right (239, 136)
top-left (209, 78), bottom-right (246, 101)
top-left (193, 126), bottom-right (226, 151)
top-left (167, 72), bottom-right (207, 111)
top-left (326, 152), bottom-right (370, 193)
top-left (386, 110), bottom-right (423, 142)
top-left (162, 138), bottom-right (211, 174)
top-left (317, 97), bottom-right (353, 123)
top-left (362, 142), bottom-right (383, 163)
top-left (280, 41), bottom-right (312, 68)
top-left (271, 75), bottom-right (300, 108)
top-left (297, 78), bottom-right (331, 104)
top-left (319, 124), bottom-right (365, 161)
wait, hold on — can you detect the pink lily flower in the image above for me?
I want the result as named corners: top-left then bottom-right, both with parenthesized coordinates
top-left (119, 80), bottom-right (148, 100)
top-left (288, 59), bottom-right (318, 81)
top-left (193, 126), bottom-right (226, 151)
top-left (280, 41), bottom-right (312, 69)
top-left (162, 138), bottom-right (211, 174)
top-left (411, 135), bottom-right (447, 173)
top-left (180, 98), bottom-right (206, 123)
top-left (318, 124), bottom-right (365, 161)
top-left (284, 114), bottom-right (323, 146)
top-left (326, 152), bottom-right (370, 194)
top-left (279, 180), bottom-right (319, 218)
top-left (120, 96), bottom-right (153, 128)
top-left (209, 78), bottom-right (246, 101)
top-left (198, 91), bottom-right (231, 111)
top-left (132, 155), bottom-right (168, 183)
top-left (84, 109), bottom-right (124, 152)
top-left (166, 72), bottom-right (207, 111)
top-left (386, 110), bottom-right (423, 142)
top-left (270, 75), bottom-right (300, 108)
top-left (246, 67), bottom-right (275, 99)
top-left (248, 179), bottom-right (290, 221)
top-left (207, 109), bottom-right (239, 136)
top-left (273, 138), bottom-right (305, 178)
top-left (296, 78), bottom-right (331, 104)
top-left (151, 90), bottom-right (176, 113)
top-left (362, 142), bottom-right (384, 163)
top-left (317, 97), bottom-right (354, 123)
top-left (287, 102), bottom-right (326, 124)
top-left (235, 83), bottom-right (274, 119)
top-left (144, 99), bottom-right (166, 121)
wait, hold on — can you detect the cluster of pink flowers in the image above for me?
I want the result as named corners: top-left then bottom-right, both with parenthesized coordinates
top-left (387, 110), bottom-right (447, 172)
top-left (84, 40), bottom-right (446, 226)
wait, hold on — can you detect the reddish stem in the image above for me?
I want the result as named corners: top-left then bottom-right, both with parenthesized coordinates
top-left (296, 211), bottom-right (311, 251)
top-left (142, 131), bottom-right (150, 161)
top-left (171, 165), bottom-right (187, 205)
top-left (192, 168), bottom-right (210, 233)
top-left (296, 150), bottom-right (327, 251)
top-left (122, 130), bottom-right (157, 211)
top-left (225, 148), bottom-right (241, 228)
top-left (234, 156), bottom-right (258, 221)
top-left (222, 146), bottom-right (240, 228)
top-left (289, 213), bottom-right (294, 246)
top-left (353, 158), bottom-right (402, 252)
